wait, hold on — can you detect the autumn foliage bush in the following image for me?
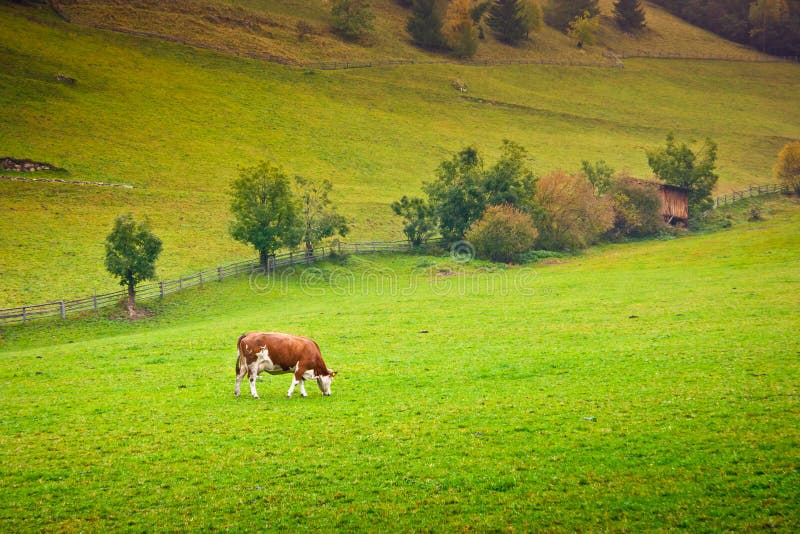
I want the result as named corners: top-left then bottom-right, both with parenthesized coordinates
top-left (534, 171), bottom-right (614, 250)
top-left (607, 175), bottom-right (666, 238)
top-left (466, 204), bottom-right (538, 263)
top-left (774, 140), bottom-right (800, 195)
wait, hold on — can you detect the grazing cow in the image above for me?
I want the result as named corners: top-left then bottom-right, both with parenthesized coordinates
top-left (235, 332), bottom-right (337, 398)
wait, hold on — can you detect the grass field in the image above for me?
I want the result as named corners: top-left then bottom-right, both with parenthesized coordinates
top-left (1, 197), bottom-right (798, 531)
top-left (2, 2), bottom-right (799, 307)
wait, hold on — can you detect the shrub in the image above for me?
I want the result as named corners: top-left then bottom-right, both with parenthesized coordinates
top-left (533, 170), bottom-right (613, 250)
top-left (466, 205), bottom-right (538, 263)
top-left (774, 140), bottom-right (800, 194)
top-left (331, 0), bottom-right (375, 41)
top-left (607, 176), bottom-right (666, 238)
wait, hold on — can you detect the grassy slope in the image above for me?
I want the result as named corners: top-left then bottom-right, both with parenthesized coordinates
top-left (55, 0), bottom-right (766, 64)
top-left (1, 2), bottom-right (799, 307)
top-left (1, 198), bottom-right (798, 531)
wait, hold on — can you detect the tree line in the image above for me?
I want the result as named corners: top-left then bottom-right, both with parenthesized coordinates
top-left (328, 1), bottom-right (646, 57)
top-left (391, 134), bottom-right (721, 262)
top-left (650, 0), bottom-right (800, 56)
top-left (102, 138), bottom-right (800, 316)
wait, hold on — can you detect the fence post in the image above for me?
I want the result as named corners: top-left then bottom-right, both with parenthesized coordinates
top-left (179, 278), bottom-right (183, 291)
top-left (60, 301), bottom-right (65, 319)
top-left (160, 281), bottom-right (165, 298)
top-left (199, 271), bottom-right (203, 288)
top-left (22, 306), bottom-right (27, 323)
top-left (218, 266), bottom-right (223, 282)
top-left (93, 293), bottom-right (98, 311)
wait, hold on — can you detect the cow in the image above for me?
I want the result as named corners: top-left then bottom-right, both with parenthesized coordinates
top-left (234, 332), bottom-right (337, 398)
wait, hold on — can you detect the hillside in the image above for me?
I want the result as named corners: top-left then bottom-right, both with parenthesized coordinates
top-left (1, 197), bottom-right (798, 530)
top-left (51, 0), bottom-right (767, 64)
top-left (1, 1), bottom-right (799, 307)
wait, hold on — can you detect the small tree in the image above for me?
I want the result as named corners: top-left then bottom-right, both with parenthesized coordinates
top-left (534, 170), bottom-right (614, 250)
top-left (483, 139), bottom-right (537, 210)
top-left (774, 140), bottom-right (800, 194)
top-left (613, 0), bottom-right (646, 32)
top-left (295, 176), bottom-right (349, 256)
top-left (646, 133), bottom-right (718, 215)
top-left (581, 159), bottom-right (615, 195)
top-left (466, 204), bottom-right (538, 262)
top-left (424, 146), bottom-right (487, 242)
top-left (229, 162), bottom-right (302, 270)
top-left (331, 0), bottom-right (375, 41)
top-left (566, 10), bottom-right (600, 47)
top-left (104, 214), bottom-right (162, 317)
top-left (522, 0), bottom-right (543, 37)
top-left (444, 0), bottom-right (480, 57)
top-left (407, 0), bottom-right (447, 50)
top-left (391, 196), bottom-right (437, 246)
top-left (487, 0), bottom-right (530, 45)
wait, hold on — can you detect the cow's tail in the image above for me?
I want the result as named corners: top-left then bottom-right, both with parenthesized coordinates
top-left (235, 333), bottom-right (247, 376)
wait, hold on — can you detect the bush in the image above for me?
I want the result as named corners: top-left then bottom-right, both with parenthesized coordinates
top-left (534, 170), bottom-right (614, 250)
top-left (519, 249), bottom-right (565, 263)
top-left (774, 140), bottom-right (800, 195)
top-left (607, 176), bottom-right (666, 239)
top-left (466, 204), bottom-right (538, 263)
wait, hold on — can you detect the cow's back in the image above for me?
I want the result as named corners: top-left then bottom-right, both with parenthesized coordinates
top-left (239, 332), bottom-right (329, 374)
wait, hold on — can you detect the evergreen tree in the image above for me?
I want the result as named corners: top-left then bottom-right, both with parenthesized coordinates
top-left (407, 0), bottom-right (446, 49)
top-left (613, 0), bottom-right (646, 31)
top-left (487, 0), bottom-right (530, 44)
top-left (544, 0), bottom-right (599, 31)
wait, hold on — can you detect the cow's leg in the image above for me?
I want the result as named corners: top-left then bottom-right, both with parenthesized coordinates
top-left (247, 363), bottom-right (260, 399)
top-left (287, 365), bottom-right (308, 398)
top-left (298, 379), bottom-right (308, 398)
top-left (235, 359), bottom-right (247, 397)
top-left (287, 377), bottom-right (299, 398)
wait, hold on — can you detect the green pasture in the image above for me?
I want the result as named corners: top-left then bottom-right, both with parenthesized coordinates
top-left (1, 197), bottom-right (798, 531)
top-left (2, 3), bottom-right (800, 306)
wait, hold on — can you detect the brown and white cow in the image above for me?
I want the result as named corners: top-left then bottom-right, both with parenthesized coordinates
top-left (235, 332), bottom-right (337, 398)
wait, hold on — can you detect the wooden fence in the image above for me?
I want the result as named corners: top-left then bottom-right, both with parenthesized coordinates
top-left (712, 183), bottom-right (788, 208)
top-left (0, 240), bottom-right (418, 325)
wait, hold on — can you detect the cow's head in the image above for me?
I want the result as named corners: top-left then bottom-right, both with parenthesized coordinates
top-left (316, 370), bottom-right (338, 396)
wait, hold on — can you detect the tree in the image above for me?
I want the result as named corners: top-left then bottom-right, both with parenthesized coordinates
top-left (104, 214), bottom-right (162, 317)
top-left (646, 133), bottom-right (718, 215)
top-left (466, 204), bottom-right (538, 262)
top-left (295, 176), bottom-right (349, 257)
top-left (566, 10), bottom-right (600, 46)
top-left (774, 140), bottom-right (800, 194)
top-left (444, 0), bottom-right (480, 57)
top-left (533, 170), bottom-right (614, 250)
top-left (487, 0), bottom-right (530, 44)
top-left (331, 0), bottom-right (375, 41)
top-left (749, 0), bottom-right (791, 53)
top-left (522, 0), bottom-right (543, 36)
top-left (482, 139), bottom-right (537, 210)
top-left (229, 162), bottom-right (302, 270)
top-left (424, 146), bottom-right (486, 242)
top-left (544, 0), bottom-right (599, 31)
top-left (407, 0), bottom-right (447, 49)
top-left (391, 196), bottom-right (437, 245)
top-left (613, 0), bottom-right (646, 31)
top-left (581, 159), bottom-right (615, 195)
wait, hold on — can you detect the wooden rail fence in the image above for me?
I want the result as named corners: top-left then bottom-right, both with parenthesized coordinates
top-left (712, 183), bottom-right (788, 208)
top-left (0, 240), bottom-right (419, 325)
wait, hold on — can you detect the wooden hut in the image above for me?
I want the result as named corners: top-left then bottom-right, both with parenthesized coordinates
top-left (657, 184), bottom-right (689, 223)
top-left (627, 179), bottom-right (690, 224)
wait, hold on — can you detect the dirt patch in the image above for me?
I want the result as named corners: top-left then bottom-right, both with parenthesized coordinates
top-left (540, 258), bottom-right (569, 265)
top-left (1, 157), bottom-right (65, 172)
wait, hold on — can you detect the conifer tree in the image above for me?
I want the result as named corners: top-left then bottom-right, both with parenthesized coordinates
top-left (487, 0), bottom-right (529, 44)
top-left (613, 0), bottom-right (646, 32)
top-left (407, 0), bottom-right (446, 49)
